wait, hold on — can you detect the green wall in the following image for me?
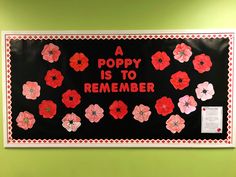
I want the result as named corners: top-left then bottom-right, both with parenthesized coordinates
top-left (0, 0), bottom-right (236, 177)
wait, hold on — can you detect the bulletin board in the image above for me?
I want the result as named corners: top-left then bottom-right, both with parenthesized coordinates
top-left (2, 30), bottom-right (235, 148)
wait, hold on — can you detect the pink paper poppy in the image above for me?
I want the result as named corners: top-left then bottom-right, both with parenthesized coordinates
top-left (22, 81), bottom-right (41, 100)
top-left (195, 81), bottom-right (215, 101)
top-left (85, 104), bottom-right (104, 123)
top-left (173, 43), bottom-right (192, 63)
top-left (16, 111), bottom-right (36, 130)
top-left (151, 51), bottom-right (170, 71)
top-left (41, 43), bottom-right (61, 63)
top-left (193, 54), bottom-right (212, 73)
top-left (62, 113), bottom-right (81, 132)
top-left (178, 95), bottom-right (197, 114)
top-left (166, 114), bottom-right (185, 134)
top-left (132, 104), bottom-right (151, 123)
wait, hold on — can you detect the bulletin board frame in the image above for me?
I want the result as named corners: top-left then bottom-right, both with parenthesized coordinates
top-left (2, 30), bottom-right (236, 148)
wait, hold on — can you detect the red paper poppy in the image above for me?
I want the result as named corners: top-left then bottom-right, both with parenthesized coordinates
top-left (193, 54), bottom-right (212, 73)
top-left (62, 89), bottom-right (81, 108)
top-left (170, 71), bottom-right (190, 90)
top-left (151, 51), bottom-right (170, 71)
top-left (109, 100), bottom-right (128, 119)
top-left (155, 96), bottom-right (174, 116)
top-left (39, 100), bottom-right (57, 119)
top-left (44, 69), bottom-right (64, 88)
top-left (69, 52), bottom-right (89, 72)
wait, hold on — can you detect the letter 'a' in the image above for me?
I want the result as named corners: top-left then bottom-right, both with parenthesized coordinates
top-left (115, 46), bottom-right (123, 56)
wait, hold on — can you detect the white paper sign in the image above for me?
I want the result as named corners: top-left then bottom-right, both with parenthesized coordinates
top-left (201, 106), bottom-right (223, 133)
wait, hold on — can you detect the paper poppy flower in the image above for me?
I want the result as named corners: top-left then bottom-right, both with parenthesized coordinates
top-left (178, 95), bottom-right (197, 114)
top-left (170, 71), bottom-right (190, 90)
top-left (166, 114), bottom-right (185, 134)
top-left (62, 113), bottom-right (81, 132)
top-left (132, 104), bottom-right (151, 123)
top-left (173, 43), bottom-right (192, 63)
top-left (39, 100), bottom-right (57, 119)
top-left (109, 100), bottom-right (128, 119)
top-left (155, 96), bottom-right (174, 116)
top-left (193, 54), bottom-right (212, 73)
top-left (69, 52), bottom-right (89, 72)
top-left (44, 69), bottom-right (64, 88)
top-left (85, 104), bottom-right (104, 123)
top-left (151, 51), bottom-right (170, 71)
top-left (41, 43), bottom-right (61, 63)
top-left (195, 81), bottom-right (215, 101)
top-left (22, 81), bottom-right (41, 100)
top-left (62, 89), bottom-right (81, 108)
top-left (16, 111), bottom-right (36, 130)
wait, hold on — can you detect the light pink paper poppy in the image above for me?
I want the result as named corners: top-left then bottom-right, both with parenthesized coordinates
top-left (85, 104), bottom-right (104, 123)
top-left (166, 114), bottom-right (185, 133)
top-left (22, 81), bottom-right (41, 100)
top-left (195, 81), bottom-right (215, 101)
top-left (173, 43), bottom-right (192, 63)
top-left (178, 95), bottom-right (197, 114)
top-left (62, 113), bottom-right (81, 132)
top-left (132, 104), bottom-right (151, 123)
top-left (41, 43), bottom-right (61, 63)
top-left (16, 111), bottom-right (36, 130)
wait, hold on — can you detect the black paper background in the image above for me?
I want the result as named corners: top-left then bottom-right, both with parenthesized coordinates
top-left (10, 38), bottom-right (229, 140)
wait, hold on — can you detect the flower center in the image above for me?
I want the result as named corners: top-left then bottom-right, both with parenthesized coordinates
top-left (48, 50), bottom-right (53, 55)
top-left (139, 111), bottom-right (144, 115)
top-left (23, 117), bottom-right (29, 123)
top-left (184, 102), bottom-right (189, 107)
top-left (173, 121), bottom-right (179, 126)
top-left (52, 76), bottom-right (57, 80)
top-left (69, 96), bottom-right (73, 101)
top-left (69, 120), bottom-right (73, 124)
top-left (77, 60), bottom-right (82, 65)
top-left (29, 88), bottom-right (34, 93)
top-left (200, 61), bottom-right (204, 65)
top-left (45, 107), bottom-right (51, 112)
top-left (202, 89), bottom-right (208, 94)
top-left (179, 51), bottom-right (185, 56)
top-left (92, 111), bottom-right (97, 115)
top-left (178, 78), bottom-right (183, 83)
top-left (116, 108), bottom-right (121, 112)
top-left (158, 58), bottom-right (163, 63)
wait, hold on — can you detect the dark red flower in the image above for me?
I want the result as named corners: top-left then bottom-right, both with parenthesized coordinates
top-left (39, 100), bottom-right (57, 119)
top-left (193, 54), bottom-right (212, 73)
top-left (109, 100), bottom-right (128, 119)
top-left (151, 51), bottom-right (170, 71)
top-left (44, 69), bottom-right (64, 88)
top-left (69, 52), bottom-right (89, 72)
top-left (62, 89), bottom-right (81, 108)
top-left (155, 96), bottom-right (174, 116)
top-left (170, 71), bottom-right (190, 90)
